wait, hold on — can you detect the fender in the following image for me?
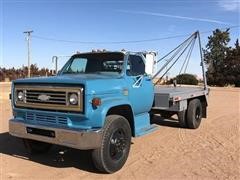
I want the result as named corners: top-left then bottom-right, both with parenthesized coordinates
top-left (89, 97), bottom-right (133, 127)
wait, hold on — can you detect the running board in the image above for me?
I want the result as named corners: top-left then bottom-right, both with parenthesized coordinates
top-left (135, 124), bottom-right (159, 137)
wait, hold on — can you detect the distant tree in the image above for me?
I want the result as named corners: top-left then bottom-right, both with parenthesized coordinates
top-left (203, 29), bottom-right (230, 86)
top-left (0, 64), bottom-right (55, 82)
top-left (168, 73), bottom-right (198, 85)
top-left (224, 39), bottom-right (240, 87)
top-left (0, 68), bottom-right (4, 81)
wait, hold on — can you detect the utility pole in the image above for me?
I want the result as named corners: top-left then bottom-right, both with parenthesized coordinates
top-left (52, 56), bottom-right (58, 74)
top-left (23, 30), bottom-right (33, 78)
top-left (52, 55), bottom-right (71, 75)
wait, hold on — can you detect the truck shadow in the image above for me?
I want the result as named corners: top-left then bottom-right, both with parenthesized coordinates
top-left (0, 132), bottom-right (101, 173)
top-left (150, 115), bottom-right (182, 128)
top-left (0, 117), bottom-right (180, 173)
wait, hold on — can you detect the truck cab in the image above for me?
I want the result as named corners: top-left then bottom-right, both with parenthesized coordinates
top-left (9, 51), bottom-right (156, 173)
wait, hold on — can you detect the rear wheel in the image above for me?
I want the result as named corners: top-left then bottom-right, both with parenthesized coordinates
top-left (92, 115), bottom-right (131, 173)
top-left (22, 139), bottom-right (52, 154)
top-left (178, 110), bottom-right (187, 128)
top-left (186, 99), bottom-right (202, 129)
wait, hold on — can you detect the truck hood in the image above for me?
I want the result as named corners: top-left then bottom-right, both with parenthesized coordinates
top-left (13, 74), bottom-right (125, 96)
top-left (13, 74), bottom-right (121, 85)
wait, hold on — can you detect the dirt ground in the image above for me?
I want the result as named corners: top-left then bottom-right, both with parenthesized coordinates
top-left (0, 83), bottom-right (239, 180)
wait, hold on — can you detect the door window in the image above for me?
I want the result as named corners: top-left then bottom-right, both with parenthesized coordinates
top-left (127, 55), bottom-right (145, 76)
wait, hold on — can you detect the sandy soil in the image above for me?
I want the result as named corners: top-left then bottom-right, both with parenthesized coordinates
top-left (0, 83), bottom-right (239, 180)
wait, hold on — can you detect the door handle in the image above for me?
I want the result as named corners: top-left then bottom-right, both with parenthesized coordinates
top-left (145, 76), bottom-right (152, 81)
top-left (146, 77), bottom-right (151, 81)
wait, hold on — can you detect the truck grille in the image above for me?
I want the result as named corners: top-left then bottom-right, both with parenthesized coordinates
top-left (26, 90), bottom-right (66, 105)
top-left (14, 85), bottom-right (83, 112)
top-left (26, 112), bottom-right (68, 126)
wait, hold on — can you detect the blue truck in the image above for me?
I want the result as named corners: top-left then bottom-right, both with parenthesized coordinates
top-left (9, 33), bottom-right (209, 173)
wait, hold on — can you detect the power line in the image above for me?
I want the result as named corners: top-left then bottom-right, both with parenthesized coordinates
top-left (32, 25), bottom-right (240, 45)
top-left (5, 0), bottom-right (228, 3)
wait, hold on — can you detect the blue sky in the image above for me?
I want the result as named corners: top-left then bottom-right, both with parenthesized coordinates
top-left (0, 0), bottom-right (239, 77)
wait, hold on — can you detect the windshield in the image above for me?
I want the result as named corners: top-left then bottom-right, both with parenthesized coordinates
top-left (62, 52), bottom-right (124, 75)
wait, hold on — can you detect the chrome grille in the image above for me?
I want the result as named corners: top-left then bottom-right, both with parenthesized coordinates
top-left (26, 112), bottom-right (68, 126)
top-left (26, 90), bottom-right (66, 105)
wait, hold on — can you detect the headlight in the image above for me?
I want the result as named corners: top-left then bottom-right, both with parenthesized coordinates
top-left (69, 93), bottom-right (78, 105)
top-left (17, 91), bottom-right (24, 101)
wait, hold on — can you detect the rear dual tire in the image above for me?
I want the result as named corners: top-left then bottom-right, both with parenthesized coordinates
top-left (178, 99), bottom-right (202, 129)
top-left (186, 99), bottom-right (202, 129)
top-left (178, 110), bottom-right (187, 128)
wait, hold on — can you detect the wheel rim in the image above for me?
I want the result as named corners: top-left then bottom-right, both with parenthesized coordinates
top-left (109, 128), bottom-right (127, 161)
top-left (195, 107), bottom-right (201, 122)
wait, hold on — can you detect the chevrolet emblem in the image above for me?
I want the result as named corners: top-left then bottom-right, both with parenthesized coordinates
top-left (38, 94), bottom-right (51, 101)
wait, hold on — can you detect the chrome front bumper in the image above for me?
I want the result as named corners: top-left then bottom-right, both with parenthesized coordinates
top-left (9, 119), bottom-right (103, 150)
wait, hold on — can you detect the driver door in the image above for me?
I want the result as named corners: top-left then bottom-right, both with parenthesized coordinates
top-left (125, 54), bottom-right (154, 115)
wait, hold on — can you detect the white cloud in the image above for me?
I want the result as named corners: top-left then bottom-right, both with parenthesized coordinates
top-left (117, 10), bottom-right (231, 25)
top-left (218, 0), bottom-right (240, 12)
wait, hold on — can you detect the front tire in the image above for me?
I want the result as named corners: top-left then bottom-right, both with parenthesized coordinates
top-left (186, 99), bottom-right (202, 129)
top-left (92, 115), bottom-right (131, 173)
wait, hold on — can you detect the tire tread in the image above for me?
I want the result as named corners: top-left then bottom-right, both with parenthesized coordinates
top-left (92, 115), bottom-right (131, 173)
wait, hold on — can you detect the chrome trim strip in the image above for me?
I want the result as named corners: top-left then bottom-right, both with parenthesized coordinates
top-left (9, 119), bottom-right (102, 150)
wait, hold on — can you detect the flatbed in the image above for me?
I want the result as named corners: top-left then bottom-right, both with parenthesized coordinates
top-left (153, 85), bottom-right (208, 109)
top-left (154, 86), bottom-right (207, 96)
top-left (152, 85), bottom-right (208, 120)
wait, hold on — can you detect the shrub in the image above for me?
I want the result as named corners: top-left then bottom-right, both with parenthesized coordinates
top-left (171, 73), bottom-right (198, 85)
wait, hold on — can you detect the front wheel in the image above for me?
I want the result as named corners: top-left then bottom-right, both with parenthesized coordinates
top-left (92, 115), bottom-right (131, 173)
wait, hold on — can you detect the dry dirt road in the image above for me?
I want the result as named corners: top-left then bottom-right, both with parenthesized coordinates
top-left (0, 83), bottom-right (239, 180)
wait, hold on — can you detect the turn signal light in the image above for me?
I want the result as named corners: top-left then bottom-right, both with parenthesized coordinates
top-left (92, 98), bottom-right (101, 106)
